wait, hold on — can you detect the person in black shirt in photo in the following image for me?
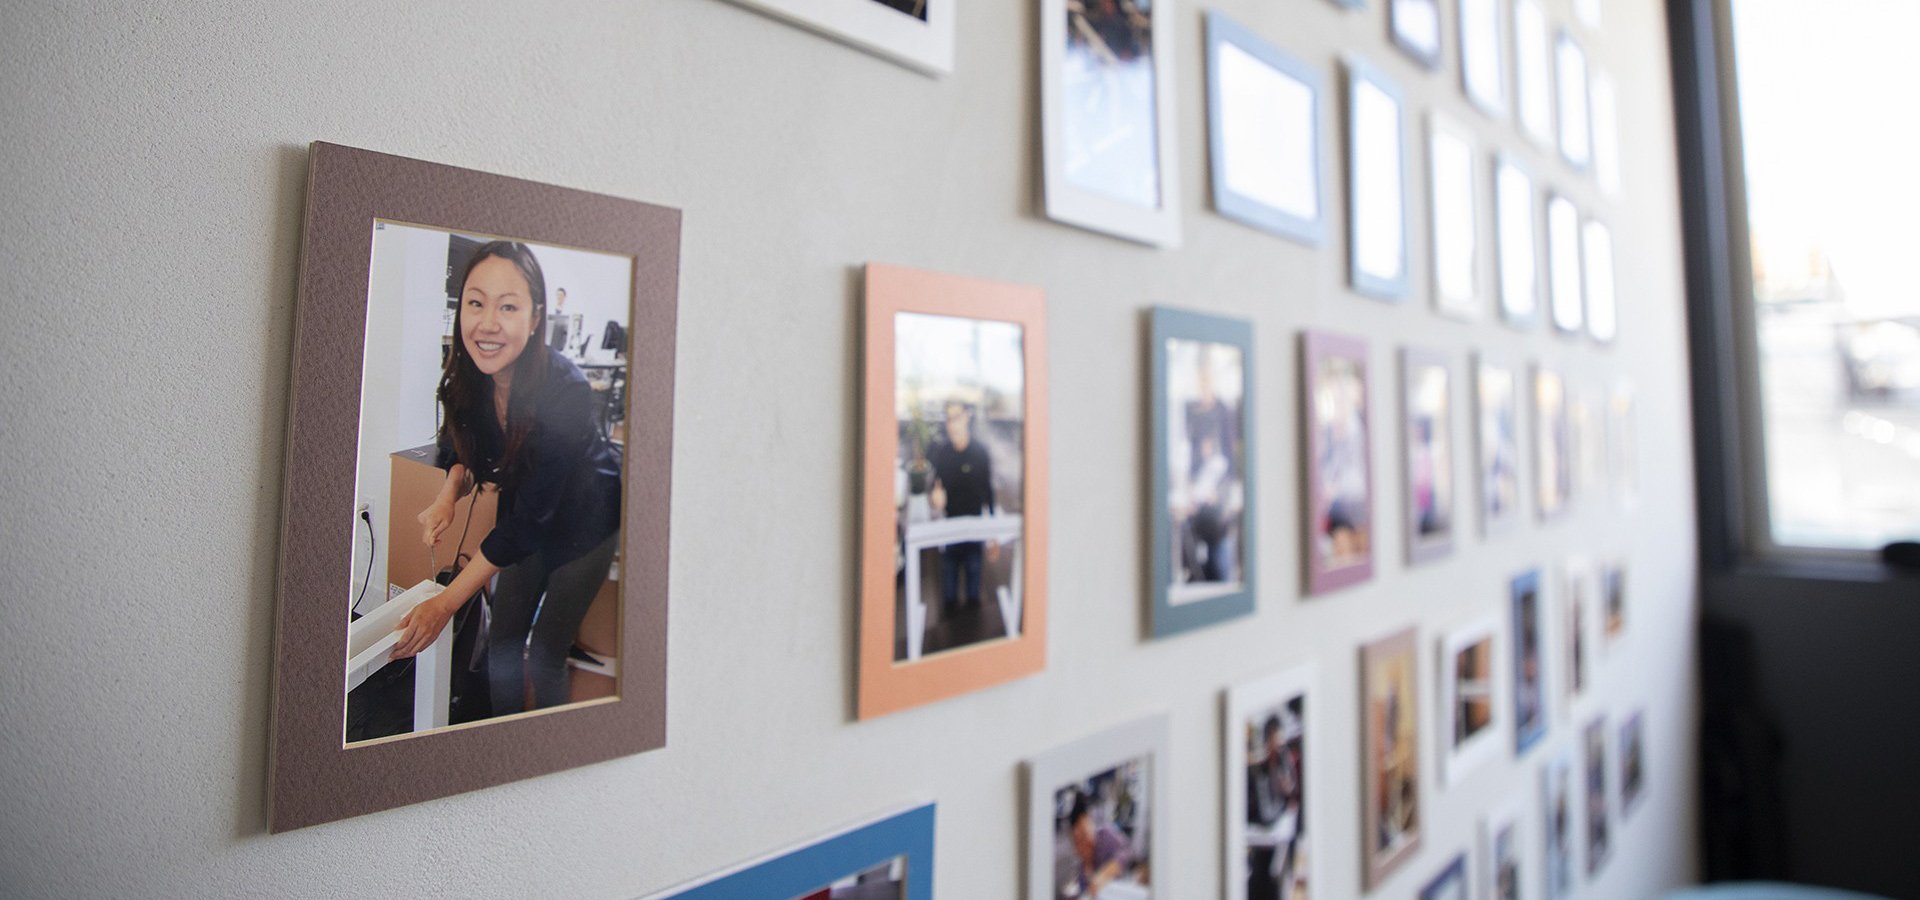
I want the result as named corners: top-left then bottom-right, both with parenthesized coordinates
top-left (927, 400), bottom-right (998, 610)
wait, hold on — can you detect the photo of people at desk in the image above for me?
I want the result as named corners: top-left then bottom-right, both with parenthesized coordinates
top-left (1164, 338), bottom-right (1246, 604)
top-left (1241, 695), bottom-right (1308, 900)
top-left (1052, 758), bottom-right (1153, 900)
top-left (344, 221), bottom-right (633, 744)
top-left (890, 311), bottom-right (1026, 663)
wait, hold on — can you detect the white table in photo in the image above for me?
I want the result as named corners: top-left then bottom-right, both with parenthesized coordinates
top-left (900, 513), bottom-right (1023, 661)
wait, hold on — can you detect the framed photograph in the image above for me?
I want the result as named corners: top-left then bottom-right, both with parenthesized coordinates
top-left (1205, 11), bottom-right (1327, 245)
top-left (860, 263), bottom-right (1049, 719)
top-left (1583, 716), bottom-right (1612, 875)
top-left (1618, 712), bottom-right (1646, 818)
top-left (1428, 113), bottom-right (1483, 320)
top-left (1570, 388), bottom-right (1604, 500)
top-left (642, 803), bottom-right (935, 899)
top-left (723, 0), bottom-right (953, 75)
top-left (1546, 194), bottom-right (1584, 334)
top-left (269, 142), bottom-right (678, 831)
top-left (1561, 557), bottom-right (1595, 703)
top-left (1591, 70), bottom-right (1623, 195)
top-left (1543, 748), bottom-right (1576, 900)
top-left (1510, 569), bottom-right (1548, 754)
top-left (1607, 384), bottom-right (1637, 503)
top-left (1390, 0), bottom-right (1443, 70)
top-left (1150, 307), bottom-right (1256, 637)
top-left (1361, 626), bottom-right (1423, 890)
top-left (1601, 560), bottom-right (1627, 646)
top-left (1402, 347), bottom-right (1457, 563)
top-left (1582, 218), bottom-right (1617, 343)
top-left (1513, 0), bottom-right (1555, 147)
top-left (1479, 799), bottom-right (1525, 900)
top-left (1344, 56), bottom-right (1412, 301)
top-left (1040, 0), bottom-right (1182, 246)
top-left (1458, 0), bottom-right (1507, 118)
top-left (1224, 665), bottom-right (1315, 900)
top-left (1474, 355), bottom-right (1523, 533)
top-left (1554, 33), bottom-right (1592, 170)
top-left (1494, 155), bottom-right (1542, 327)
top-left (1439, 615), bottom-right (1502, 786)
top-left (1302, 332), bottom-right (1374, 594)
top-left (1532, 365), bottom-right (1570, 520)
top-left (1421, 852), bottom-right (1471, 900)
top-left (1026, 714), bottom-right (1170, 900)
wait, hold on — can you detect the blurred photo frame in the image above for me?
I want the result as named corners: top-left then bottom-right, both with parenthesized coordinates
top-left (1510, 569), bottom-right (1548, 755)
top-left (1149, 307), bottom-right (1256, 637)
top-left (269, 142), bottom-right (679, 832)
top-left (1494, 155), bottom-right (1542, 328)
top-left (1303, 332), bottom-right (1374, 594)
top-left (1204, 11), bottom-right (1327, 245)
top-left (1389, 0), bottom-right (1443, 70)
top-left (1561, 557), bottom-right (1596, 704)
top-left (1513, 0), bottom-right (1555, 148)
top-left (1474, 354), bottom-right (1524, 534)
top-left (1543, 747), bottom-right (1576, 900)
top-left (1438, 614), bottom-right (1502, 786)
top-left (1582, 218), bottom-right (1617, 343)
top-left (1428, 113), bottom-right (1483, 321)
top-left (1457, 0), bottom-right (1507, 118)
top-left (1533, 364), bottom-right (1570, 519)
top-left (1344, 56), bottom-right (1412, 301)
top-left (1025, 713), bottom-right (1171, 900)
top-left (1583, 716), bottom-right (1612, 875)
top-left (1555, 33), bottom-right (1592, 170)
top-left (1479, 797), bottom-right (1525, 900)
top-left (1361, 626), bottom-right (1423, 891)
top-left (1618, 711), bottom-right (1646, 818)
top-left (641, 803), bottom-right (936, 899)
top-left (860, 263), bottom-right (1050, 720)
top-left (1040, 0), bottom-right (1183, 246)
top-left (1402, 346), bottom-right (1458, 563)
top-left (1546, 193), bottom-right (1585, 335)
top-left (1223, 665), bottom-right (1316, 900)
top-left (723, 0), bottom-right (954, 75)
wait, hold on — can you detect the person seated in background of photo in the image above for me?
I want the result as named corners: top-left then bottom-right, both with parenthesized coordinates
top-left (1061, 789), bottom-right (1136, 900)
top-left (390, 241), bottom-right (623, 718)
top-left (928, 400), bottom-right (999, 611)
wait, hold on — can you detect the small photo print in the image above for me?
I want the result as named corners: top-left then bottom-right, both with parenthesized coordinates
top-left (1419, 853), bottom-right (1469, 900)
top-left (1061, 0), bottom-right (1163, 208)
top-left (1403, 349), bottom-right (1455, 562)
top-left (1476, 357), bottom-right (1522, 530)
top-left (1603, 562), bottom-right (1627, 643)
top-left (1242, 693), bottom-right (1308, 900)
top-left (1362, 627), bottom-right (1422, 889)
top-left (348, 223), bottom-right (635, 744)
top-left (1584, 717), bottom-right (1611, 875)
top-left (1619, 712), bottom-right (1646, 817)
top-left (892, 311), bottom-right (1027, 662)
top-left (1052, 758), bottom-right (1155, 899)
top-left (1543, 751), bottom-right (1575, 900)
top-left (1533, 366), bottom-right (1570, 519)
top-left (1165, 337), bottom-right (1248, 602)
top-left (1511, 570), bottom-right (1547, 754)
top-left (1305, 333), bottom-right (1373, 593)
top-left (1440, 616), bottom-right (1500, 785)
top-left (1563, 558), bottom-right (1594, 702)
top-left (789, 857), bottom-right (907, 900)
top-left (1479, 802), bottom-right (1523, 900)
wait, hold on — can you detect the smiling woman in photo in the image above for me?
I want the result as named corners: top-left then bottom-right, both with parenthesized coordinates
top-left (389, 240), bottom-right (623, 716)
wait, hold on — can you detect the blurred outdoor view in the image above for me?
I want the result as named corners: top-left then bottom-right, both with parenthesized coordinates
top-left (1732, 0), bottom-right (1920, 550)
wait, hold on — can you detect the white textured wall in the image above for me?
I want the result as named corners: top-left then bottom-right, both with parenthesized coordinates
top-left (0, 0), bottom-right (1698, 897)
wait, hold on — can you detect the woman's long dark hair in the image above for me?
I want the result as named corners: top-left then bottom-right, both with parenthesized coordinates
top-left (437, 240), bottom-right (549, 486)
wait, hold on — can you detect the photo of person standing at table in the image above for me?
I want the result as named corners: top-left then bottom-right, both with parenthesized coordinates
top-left (927, 400), bottom-right (999, 611)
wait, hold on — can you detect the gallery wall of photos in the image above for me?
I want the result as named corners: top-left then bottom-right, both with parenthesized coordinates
top-left (1, 0), bottom-right (1701, 896)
